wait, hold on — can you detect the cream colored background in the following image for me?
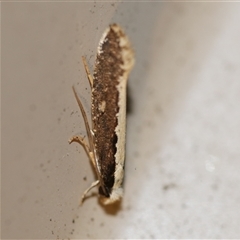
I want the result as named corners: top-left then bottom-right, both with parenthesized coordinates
top-left (2, 2), bottom-right (240, 239)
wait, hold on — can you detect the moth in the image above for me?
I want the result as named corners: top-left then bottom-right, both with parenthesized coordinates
top-left (69, 24), bottom-right (135, 205)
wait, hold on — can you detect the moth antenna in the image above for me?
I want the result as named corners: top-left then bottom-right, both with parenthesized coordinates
top-left (71, 86), bottom-right (94, 152)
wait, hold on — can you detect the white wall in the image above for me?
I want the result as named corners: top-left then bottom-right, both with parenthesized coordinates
top-left (2, 2), bottom-right (240, 238)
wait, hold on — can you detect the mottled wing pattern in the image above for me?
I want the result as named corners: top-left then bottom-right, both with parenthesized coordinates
top-left (91, 24), bottom-right (134, 198)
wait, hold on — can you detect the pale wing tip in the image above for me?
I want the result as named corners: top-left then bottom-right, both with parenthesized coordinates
top-left (109, 24), bottom-right (135, 72)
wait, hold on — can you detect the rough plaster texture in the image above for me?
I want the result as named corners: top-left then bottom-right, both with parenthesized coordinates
top-left (2, 2), bottom-right (240, 239)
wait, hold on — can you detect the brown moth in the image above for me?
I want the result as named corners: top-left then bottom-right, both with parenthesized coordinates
top-left (69, 24), bottom-right (134, 205)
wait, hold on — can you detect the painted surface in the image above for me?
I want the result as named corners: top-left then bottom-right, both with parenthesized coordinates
top-left (2, 2), bottom-right (240, 239)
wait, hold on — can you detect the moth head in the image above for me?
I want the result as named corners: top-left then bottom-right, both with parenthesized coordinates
top-left (99, 187), bottom-right (123, 205)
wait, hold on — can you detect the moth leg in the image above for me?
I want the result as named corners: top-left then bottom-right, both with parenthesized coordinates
top-left (82, 56), bottom-right (93, 89)
top-left (68, 135), bottom-right (96, 167)
top-left (80, 180), bottom-right (100, 205)
top-left (70, 87), bottom-right (100, 173)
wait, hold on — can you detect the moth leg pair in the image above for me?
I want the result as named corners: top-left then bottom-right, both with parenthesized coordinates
top-left (68, 135), bottom-right (95, 169)
top-left (69, 57), bottom-right (100, 205)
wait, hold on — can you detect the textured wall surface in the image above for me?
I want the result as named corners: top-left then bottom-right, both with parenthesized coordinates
top-left (2, 2), bottom-right (240, 239)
